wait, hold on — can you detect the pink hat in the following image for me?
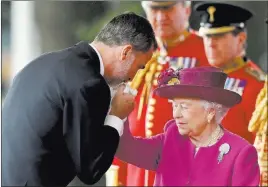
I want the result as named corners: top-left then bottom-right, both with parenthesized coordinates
top-left (154, 67), bottom-right (242, 107)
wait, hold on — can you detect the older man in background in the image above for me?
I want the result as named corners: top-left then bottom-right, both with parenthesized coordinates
top-left (111, 1), bottom-right (209, 186)
top-left (194, 2), bottom-right (266, 145)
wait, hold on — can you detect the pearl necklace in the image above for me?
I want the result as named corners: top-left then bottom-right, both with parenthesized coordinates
top-left (196, 125), bottom-right (223, 148)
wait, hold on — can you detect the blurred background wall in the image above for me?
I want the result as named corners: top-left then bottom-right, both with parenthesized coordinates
top-left (1, 1), bottom-right (268, 99)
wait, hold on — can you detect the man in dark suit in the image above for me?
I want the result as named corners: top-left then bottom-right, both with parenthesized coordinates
top-left (2, 12), bottom-right (157, 186)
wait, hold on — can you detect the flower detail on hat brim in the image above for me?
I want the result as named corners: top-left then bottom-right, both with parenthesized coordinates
top-left (168, 77), bottom-right (180, 85)
top-left (157, 68), bottom-right (182, 87)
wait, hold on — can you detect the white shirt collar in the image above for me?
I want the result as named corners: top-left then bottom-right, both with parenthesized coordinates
top-left (89, 44), bottom-right (104, 76)
top-left (89, 44), bottom-right (115, 97)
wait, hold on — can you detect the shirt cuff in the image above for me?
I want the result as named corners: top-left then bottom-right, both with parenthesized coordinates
top-left (104, 115), bottom-right (124, 136)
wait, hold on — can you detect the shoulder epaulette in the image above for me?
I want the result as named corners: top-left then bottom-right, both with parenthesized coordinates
top-left (245, 66), bottom-right (266, 82)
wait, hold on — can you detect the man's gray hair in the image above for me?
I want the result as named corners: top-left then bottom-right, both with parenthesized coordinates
top-left (201, 100), bottom-right (229, 124)
top-left (184, 1), bottom-right (192, 7)
top-left (141, 1), bottom-right (191, 10)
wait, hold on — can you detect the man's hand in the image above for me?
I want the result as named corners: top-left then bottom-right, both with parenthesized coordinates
top-left (109, 84), bottom-right (135, 120)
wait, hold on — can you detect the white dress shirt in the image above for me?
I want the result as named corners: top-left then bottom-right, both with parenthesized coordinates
top-left (89, 44), bottom-right (124, 136)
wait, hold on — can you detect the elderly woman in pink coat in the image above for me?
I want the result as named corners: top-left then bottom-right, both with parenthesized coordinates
top-left (116, 67), bottom-right (260, 186)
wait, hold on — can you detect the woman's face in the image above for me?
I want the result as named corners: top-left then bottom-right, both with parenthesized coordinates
top-left (172, 98), bottom-right (210, 137)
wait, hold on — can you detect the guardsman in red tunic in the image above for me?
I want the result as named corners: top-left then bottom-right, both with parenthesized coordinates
top-left (111, 1), bottom-right (210, 186)
top-left (194, 2), bottom-right (266, 144)
top-left (248, 18), bottom-right (268, 187)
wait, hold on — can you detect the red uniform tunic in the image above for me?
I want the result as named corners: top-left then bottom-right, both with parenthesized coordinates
top-left (221, 59), bottom-right (265, 144)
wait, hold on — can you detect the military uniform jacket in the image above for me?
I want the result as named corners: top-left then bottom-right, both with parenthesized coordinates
top-left (222, 59), bottom-right (266, 144)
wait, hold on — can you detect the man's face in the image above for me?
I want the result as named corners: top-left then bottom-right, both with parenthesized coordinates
top-left (144, 2), bottom-right (191, 40)
top-left (202, 32), bottom-right (246, 67)
top-left (125, 48), bottom-right (154, 81)
top-left (113, 47), bottom-right (154, 84)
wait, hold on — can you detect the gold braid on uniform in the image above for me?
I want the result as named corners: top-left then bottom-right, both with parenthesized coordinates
top-left (130, 33), bottom-right (191, 120)
top-left (248, 75), bottom-right (268, 186)
top-left (135, 52), bottom-right (159, 120)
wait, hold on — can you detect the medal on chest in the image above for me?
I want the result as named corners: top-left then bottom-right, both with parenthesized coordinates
top-left (158, 56), bottom-right (198, 70)
top-left (224, 77), bottom-right (247, 96)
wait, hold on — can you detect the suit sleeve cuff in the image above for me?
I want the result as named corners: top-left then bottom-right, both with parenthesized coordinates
top-left (104, 115), bottom-right (124, 136)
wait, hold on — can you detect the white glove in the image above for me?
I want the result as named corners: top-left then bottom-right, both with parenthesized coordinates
top-left (123, 84), bottom-right (138, 96)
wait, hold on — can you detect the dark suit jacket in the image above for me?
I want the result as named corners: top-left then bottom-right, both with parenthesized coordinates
top-left (2, 41), bottom-right (119, 186)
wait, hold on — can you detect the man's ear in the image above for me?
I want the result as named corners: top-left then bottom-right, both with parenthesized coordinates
top-left (120, 45), bottom-right (132, 61)
top-left (185, 5), bottom-right (191, 18)
top-left (238, 31), bottom-right (247, 48)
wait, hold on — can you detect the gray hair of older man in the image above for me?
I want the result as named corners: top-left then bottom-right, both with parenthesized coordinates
top-left (201, 100), bottom-right (230, 124)
top-left (141, 1), bottom-right (192, 10)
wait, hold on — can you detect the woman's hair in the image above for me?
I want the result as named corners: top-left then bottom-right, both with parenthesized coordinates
top-left (201, 100), bottom-right (230, 124)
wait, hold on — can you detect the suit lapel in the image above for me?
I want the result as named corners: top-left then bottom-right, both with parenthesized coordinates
top-left (73, 41), bottom-right (111, 104)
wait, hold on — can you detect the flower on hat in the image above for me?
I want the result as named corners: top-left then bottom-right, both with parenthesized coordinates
top-left (168, 77), bottom-right (180, 85)
top-left (157, 68), bottom-right (182, 87)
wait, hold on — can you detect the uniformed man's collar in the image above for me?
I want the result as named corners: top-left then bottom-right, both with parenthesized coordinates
top-left (157, 30), bottom-right (191, 54)
top-left (89, 43), bottom-right (104, 76)
top-left (222, 56), bottom-right (248, 74)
